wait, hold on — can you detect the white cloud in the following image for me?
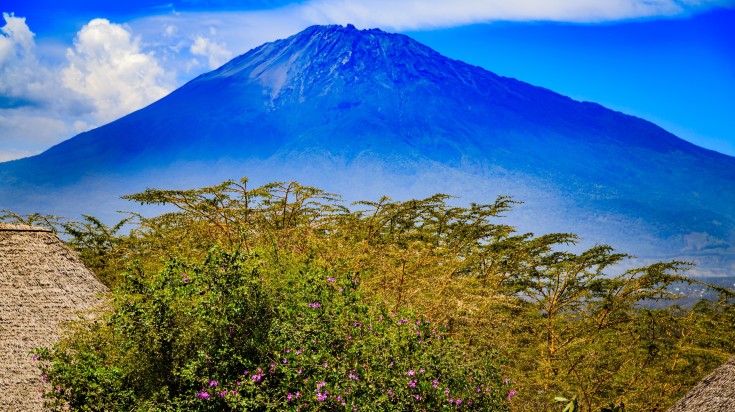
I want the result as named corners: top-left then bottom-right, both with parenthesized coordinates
top-left (130, 0), bottom-right (732, 71)
top-left (0, 12), bottom-right (33, 52)
top-left (0, 13), bottom-right (90, 161)
top-left (190, 35), bottom-right (233, 69)
top-left (296, 0), bottom-right (693, 28)
top-left (0, 13), bottom-right (46, 105)
top-left (303, 0), bottom-right (733, 27)
top-left (0, 14), bottom-right (173, 162)
top-left (62, 19), bottom-right (173, 124)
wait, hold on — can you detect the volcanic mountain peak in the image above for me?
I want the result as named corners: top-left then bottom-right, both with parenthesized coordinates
top-left (193, 24), bottom-right (482, 101)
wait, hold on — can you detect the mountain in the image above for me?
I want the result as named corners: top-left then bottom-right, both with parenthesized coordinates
top-left (1, 24), bottom-right (734, 275)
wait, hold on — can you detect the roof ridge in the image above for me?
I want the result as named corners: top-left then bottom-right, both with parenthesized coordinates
top-left (0, 223), bottom-right (52, 232)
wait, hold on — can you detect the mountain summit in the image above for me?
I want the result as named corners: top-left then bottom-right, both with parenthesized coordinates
top-left (2, 24), bottom-right (734, 274)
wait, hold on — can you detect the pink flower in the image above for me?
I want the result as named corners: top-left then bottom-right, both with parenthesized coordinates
top-left (507, 389), bottom-right (517, 401)
top-left (209, 380), bottom-right (218, 387)
top-left (251, 372), bottom-right (264, 382)
top-left (407, 370), bottom-right (416, 376)
top-left (327, 277), bottom-right (336, 282)
top-left (196, 391), bottom-right (210, 399)
top-left (309, 302), bottom-right (321, 308)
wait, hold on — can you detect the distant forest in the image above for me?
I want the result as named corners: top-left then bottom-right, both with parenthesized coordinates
top-left (5, 178), bottom-right (734, 411)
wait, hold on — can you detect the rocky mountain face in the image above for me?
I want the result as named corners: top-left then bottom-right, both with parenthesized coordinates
top-left (1, 24), bottom-right (733, 274)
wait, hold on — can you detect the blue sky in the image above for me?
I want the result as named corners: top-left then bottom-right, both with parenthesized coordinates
top-left (1, 0), bottom-right (733, 161)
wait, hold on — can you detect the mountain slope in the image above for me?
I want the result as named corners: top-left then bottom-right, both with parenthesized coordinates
top-left (1, 24), bottom-right (734, 274)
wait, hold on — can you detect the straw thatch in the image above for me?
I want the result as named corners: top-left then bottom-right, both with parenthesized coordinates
top-left (0, 223), bottom-right (108, 411)
top-left (668, 357), bottom-right (735, 411)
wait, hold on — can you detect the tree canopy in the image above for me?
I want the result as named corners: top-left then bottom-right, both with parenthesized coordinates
top-left (10, 178), bottom-right (733, 411)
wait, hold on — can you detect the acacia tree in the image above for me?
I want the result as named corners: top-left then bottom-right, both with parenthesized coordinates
top-left (62, 215), bottom-right (131, 286)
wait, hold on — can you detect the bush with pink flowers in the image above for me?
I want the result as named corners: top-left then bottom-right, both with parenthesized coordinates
top-left (35, 246), bottom-right (511, 411)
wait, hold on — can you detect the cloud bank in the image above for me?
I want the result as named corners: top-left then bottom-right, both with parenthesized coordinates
top-left (133, 0), bottom-right (734, 66)
top-left (0, 14), bottom-right (175, 161)
top-left (0, 13), bottom-right (83, 160)
top-left (297, 0), bottom-right (734, 29)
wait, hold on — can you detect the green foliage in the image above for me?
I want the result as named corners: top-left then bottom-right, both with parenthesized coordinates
top-left (557, 396), bottom-right (626, 412)
top-left (27, 177), bottom-right (735, 411)
top-left (600, 402), bottom-right (625, 412)
top-left (0, 209), bottom-right (62, 232)
top-left (36, 247), bottom-right (510, 411)
top-left (62, 215), bottom-right (132, 286)
top-left (555, 396), bottom-right (579, 412)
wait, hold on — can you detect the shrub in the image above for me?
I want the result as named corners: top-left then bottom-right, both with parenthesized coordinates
top-left (36, 247), bottom-right (511, 411)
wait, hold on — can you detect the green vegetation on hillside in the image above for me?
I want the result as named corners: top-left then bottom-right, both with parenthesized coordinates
top-left (6, 178), bottom-right (734, 411)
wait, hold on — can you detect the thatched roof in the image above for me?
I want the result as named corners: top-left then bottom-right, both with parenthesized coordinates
top-left (668, 357), bottom-right (735, 411)
top-left (0, 223), bottom-right (108, 411)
